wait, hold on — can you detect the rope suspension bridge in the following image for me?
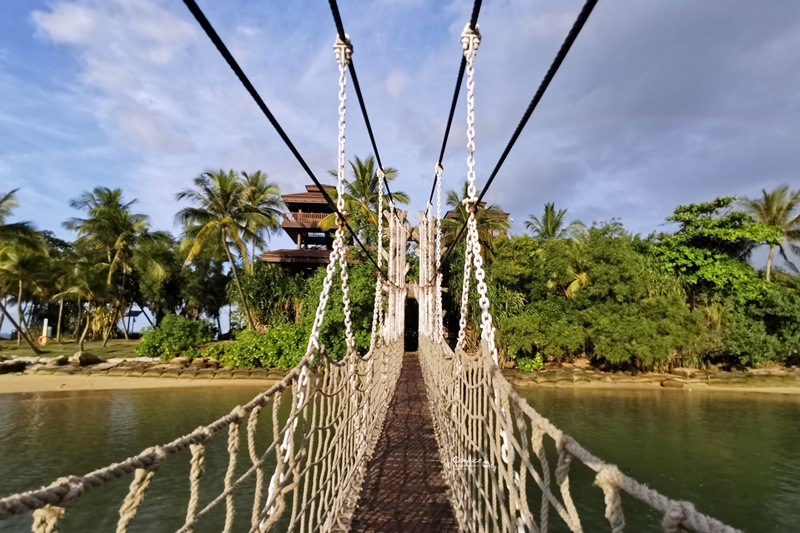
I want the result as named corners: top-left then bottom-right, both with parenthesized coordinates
top-left (0, 1), bottom-right (742, 531)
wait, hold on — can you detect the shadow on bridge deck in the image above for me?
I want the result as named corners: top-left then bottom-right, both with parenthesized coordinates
top-left (349, 352), bottom-right (458, 533)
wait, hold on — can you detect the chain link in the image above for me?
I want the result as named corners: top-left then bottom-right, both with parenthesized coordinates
top-left (434, 163), bottom-right (444, 341)
top-left (369, 168), bottom-right (386, 351)
top-left (306, 35), bottom-right (353, 359)
top-left (456, 23), bottom-right (481, 351)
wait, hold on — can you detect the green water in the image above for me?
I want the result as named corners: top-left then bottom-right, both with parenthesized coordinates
top-left (518, 387), bottom-right (800, 533)
top-left (0, 387), bottom-right (281, 533)
top-left (0, 386), bottom-right (798, 532)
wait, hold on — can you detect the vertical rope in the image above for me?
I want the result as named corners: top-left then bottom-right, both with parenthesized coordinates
top-left (247, 405), bottom-right (264, 531)
top-left (117, 469), bottom-right (156, 533)
top-left (31, 505), bottom-right (64, 533)
top-left (184, 441), bottom-right (206, 532)
top-left (222, 408), bottom-right (245, 533)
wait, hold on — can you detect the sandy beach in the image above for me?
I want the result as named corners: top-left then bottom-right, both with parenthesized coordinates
top-left (0, 373), bottom-right (280, 394)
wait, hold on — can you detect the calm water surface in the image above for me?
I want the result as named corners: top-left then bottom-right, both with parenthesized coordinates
top-left (0, 386), bottom-right (798, 532)
top-left (519, 387), bottom-right (800, 533)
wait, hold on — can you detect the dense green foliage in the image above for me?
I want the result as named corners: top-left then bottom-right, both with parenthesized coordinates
top-left (446, 197), bottom-right (800, 370)
top-left (135, 314), bottom-right (214, 360)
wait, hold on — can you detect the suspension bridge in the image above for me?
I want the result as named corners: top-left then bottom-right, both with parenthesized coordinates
top-left (0, 1), bottom-right (743, 531)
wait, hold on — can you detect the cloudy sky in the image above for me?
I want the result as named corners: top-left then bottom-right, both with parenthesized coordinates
top-left (2, 0), bottom-right (799, 256)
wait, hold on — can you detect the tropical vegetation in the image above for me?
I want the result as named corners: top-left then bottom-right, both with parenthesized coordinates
top-left (2, 168), bottom-right (799, 373)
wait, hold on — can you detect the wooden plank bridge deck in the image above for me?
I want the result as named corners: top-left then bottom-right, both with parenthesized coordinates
top-left (349, 352), bottom-right (458, 532)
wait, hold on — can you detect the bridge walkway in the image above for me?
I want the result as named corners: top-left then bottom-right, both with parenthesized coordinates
top-left (349, 352), bottom-right (457, 532)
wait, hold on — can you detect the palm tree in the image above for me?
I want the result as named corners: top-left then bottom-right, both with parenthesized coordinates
top-left (526, 203), bottom-right (585, 242)
top-left (176, 170), bottom-right (276, 330)
top-left (319, 155), bottom-right (409, 234)
top-left (0, 189), bottom-right (37, 246)
top-left (65, 187), bottom-right (166, 344)
top-left (241, 171), bottom-right (285, 268)
top-left (440, 181), bottom-right (510, 261)
top-left (740, 185), bottom-right (800, 281)
top-left (0, 243), bottom-right (48, 352)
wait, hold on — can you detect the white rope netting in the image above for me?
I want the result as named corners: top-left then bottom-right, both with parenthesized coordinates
top-left (417, 213), bottom-right (740, 533)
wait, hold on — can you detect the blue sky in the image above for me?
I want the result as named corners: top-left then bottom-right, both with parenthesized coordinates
top-left (2, 0), bottom-right (799, 257)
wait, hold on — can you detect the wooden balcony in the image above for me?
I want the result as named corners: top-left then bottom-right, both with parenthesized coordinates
top-left (288, 212), bottom-right (328, 223)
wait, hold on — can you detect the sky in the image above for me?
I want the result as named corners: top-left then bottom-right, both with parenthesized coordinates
top-left (1, 0), bottom-right (799, 257)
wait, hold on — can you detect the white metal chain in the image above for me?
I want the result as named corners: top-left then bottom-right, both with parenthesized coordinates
top-left (456, 23), bottom-right (481, 351)
top-left (335, 35), bottom-right (355, 355)
top-left (434, 163), bottom-right (444, 342)
top-left (370, 168), bottom-right (386, 351)
top-left (306, 35), bottom-right (353, 358)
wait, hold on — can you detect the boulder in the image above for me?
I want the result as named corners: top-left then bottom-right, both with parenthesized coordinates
top-left (47, 355), bottom-right (69, 367)
top-left (670, 368), bottom-right (695, 378)
top-left (661, 379), bottom-right (685, 389)
top-left (190, 358), bottom-right (208, 369)
top-left (0, 361), bottom-right (27, 374)
top-left (206, 358), bottom-right (220, 369)
top-left (70, 352), bottom-right (103, 366)
top-left (503, 360), bottom-right (516, 369)
top-left (170, 357), bottom-right (191, 366)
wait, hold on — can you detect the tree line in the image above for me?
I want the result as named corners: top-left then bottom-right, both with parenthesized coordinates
top-left (460, 187), bottom-right (800, 370)
top-left (2, 158), bottom-right (798, 370)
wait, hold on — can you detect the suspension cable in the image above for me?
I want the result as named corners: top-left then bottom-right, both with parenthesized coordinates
top-left (439, 0), bottom-right (598, 268)
top-left (425, 0), bottom-right (482, 215)
top-left (328, 0), bottom-right (401, 213)
top-left (182, 0), bottom-right (392, 283)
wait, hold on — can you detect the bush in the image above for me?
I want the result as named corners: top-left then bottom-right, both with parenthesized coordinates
top-left (135, 314), bottom-right (214, 360)
top-left (516, 354), bottom-right (544, 372)
top-left (217, 325), bottom-right (307, 369)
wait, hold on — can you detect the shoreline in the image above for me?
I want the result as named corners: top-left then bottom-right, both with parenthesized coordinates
top-left (0, 373), bottom-right (281, 395)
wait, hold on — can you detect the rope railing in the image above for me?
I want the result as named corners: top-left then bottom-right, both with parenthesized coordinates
top-left (416, 211), bottom-right (740, 533)
top-left (0, 338), bottom-right (405, 533)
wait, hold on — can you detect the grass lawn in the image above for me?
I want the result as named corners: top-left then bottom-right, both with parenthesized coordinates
top-left (0, 339), bottom-right (140, 359)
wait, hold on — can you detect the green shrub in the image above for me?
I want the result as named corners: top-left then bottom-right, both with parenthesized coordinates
top-left (516, 354), bottom-right (544, 372)
top-left (135, 314), bottom-right (214, 360)
top-left (217, 325), bottom-right (307, 369)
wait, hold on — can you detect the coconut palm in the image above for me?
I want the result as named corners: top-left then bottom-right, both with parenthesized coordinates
top-left (319, 156), bottom-right (408, 235)
top-left (176, 170), bottom-right (277, 330)
top-left (0, 189), bottom-right (37, 246)
top-left (740, 185), bottom-right (800, 281)
top-left (440, 181), bottom-right (510, 261)
top-left (241, 171), bottom-right (285, 268)
top-left (526, 203), bottom-right (585, 242)
top-left (65, 187), bottom-right (166, 343)
top-left (0, 243), bottom-right (48, 352)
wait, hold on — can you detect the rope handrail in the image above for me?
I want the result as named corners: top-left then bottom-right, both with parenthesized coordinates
top-left (417, 208), bottom-right (740, 533)
top-left (0, 341), bottom-right (405, 532)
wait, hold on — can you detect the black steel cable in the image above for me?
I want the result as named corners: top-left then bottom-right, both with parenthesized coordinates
top-left (328, 0), bottom-right (400, 211)
top-left (439, 0), bottom-right (599, 269)
top-left (425, 0), bottom-right (483, 215)
top-left (182, 0), bottom-right (390, 281)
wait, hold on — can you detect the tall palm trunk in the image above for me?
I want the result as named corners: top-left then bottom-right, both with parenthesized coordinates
top-left (56, 296), bottom-right (64, 343)
top-left (79, 305), bottom-right (92, 352)
top-left (0, 300), bottom-right (42, 354)
top-left (766, 245), bottom-right (776, 282)
top-left (73, 297), bottom-right (82, 339)
top-left (16, 279), bottom-right (22, 346)
top-left (0, 296), bottom-right (5, 334)
top-left (223, 234), bottom-right (255, 330)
